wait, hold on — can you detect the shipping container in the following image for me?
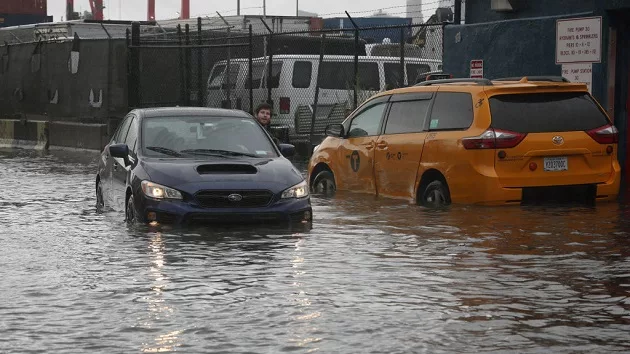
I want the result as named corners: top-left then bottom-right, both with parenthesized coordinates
top-left (0, 13), bottom-right (52, 28)
top-left (0, 0), bottom-right (47, 16)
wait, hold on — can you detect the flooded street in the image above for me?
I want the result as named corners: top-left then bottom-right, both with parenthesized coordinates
top-left (1, 148), bottom-right (629, 353)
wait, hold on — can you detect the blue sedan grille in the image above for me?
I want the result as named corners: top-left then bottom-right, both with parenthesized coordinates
top-left (195, 190), bottom-right (274, 208)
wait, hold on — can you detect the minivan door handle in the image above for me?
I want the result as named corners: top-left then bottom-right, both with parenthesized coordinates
top-left (362, 141), bottom-right (375, 150)
top-left (376, 141), bottom-right (388, 149)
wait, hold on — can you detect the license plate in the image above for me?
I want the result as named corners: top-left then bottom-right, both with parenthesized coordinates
top-left (544, 157), bottom-right (568, 172)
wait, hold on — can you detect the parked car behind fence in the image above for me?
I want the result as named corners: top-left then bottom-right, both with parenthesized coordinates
top-left (205, 55), bottom-right (442, 144)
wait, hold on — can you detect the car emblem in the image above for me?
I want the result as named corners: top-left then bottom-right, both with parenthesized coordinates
top-left (227, 194), bottom-right (243, 202)
top-left (552, 136), bottom-right (564, 145)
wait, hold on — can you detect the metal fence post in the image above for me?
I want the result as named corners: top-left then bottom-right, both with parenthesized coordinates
top-left (128, 22), bottom-right (140, 110)
top-left (353, 28), bottom-right (359, 110)
top-left (197, 17), bottom-right (203, 107)
top-left (185, 24), bottom-right (191, 106)
top-left (177, 25), bottom-right (185, 106)
top-left (267, 33), bottom-right (273, 106)
top-left (260, 19), bottom-right (274, 107)
top-left (310, 33), bottom-right (326, 150)
top-left (248, 24), bottom-right (253, 115)
top-left (346, 12), bottom-right (360, 110)
top-left (125, 28), bottom-right (130, 111)
top-left (102, 23), bottom-right (113, 119)
top-left (399, 26), bottom-right (405, 88)
top-left (216, 12), bottom-right (233, 108)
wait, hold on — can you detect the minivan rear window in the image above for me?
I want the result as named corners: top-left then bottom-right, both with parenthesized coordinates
top-left (320, 62), bottom-right (379, 91)
top-left (489, 92), bottom-right (609, 133)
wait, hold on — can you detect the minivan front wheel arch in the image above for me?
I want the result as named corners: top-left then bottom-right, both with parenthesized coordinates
top-left (417, 170), bottom-right (451, 207)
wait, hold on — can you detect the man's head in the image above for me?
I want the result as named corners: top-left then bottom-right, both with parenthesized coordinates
top-left (255, 103), bottom-right (272, 127)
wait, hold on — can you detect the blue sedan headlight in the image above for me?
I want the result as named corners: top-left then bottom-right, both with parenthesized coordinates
top-left (141, 181), bottom-right (183, 200)
top-left (281, 181), bottom-right (309, 199)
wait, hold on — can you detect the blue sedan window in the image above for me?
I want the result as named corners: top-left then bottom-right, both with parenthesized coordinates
top-left (142, 116), bottom-right (278, 158)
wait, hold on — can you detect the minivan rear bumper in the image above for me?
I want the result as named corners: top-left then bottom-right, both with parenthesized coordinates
top-left (460, 163), bottom-right (621, 206)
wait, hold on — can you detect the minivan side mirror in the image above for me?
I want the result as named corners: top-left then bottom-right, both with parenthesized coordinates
top-left (278, 143), bottom-right (296, 158)
top-left (109, 143), bottom-right (130, 166)
top-left (325, 124), bottom-right (345, 138)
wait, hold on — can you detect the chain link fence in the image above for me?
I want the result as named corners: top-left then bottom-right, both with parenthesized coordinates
top-left (129, 21), bottom-right (444, 147)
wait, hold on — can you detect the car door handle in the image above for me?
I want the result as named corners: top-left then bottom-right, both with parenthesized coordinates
top-left (376, 142), bottom-right (388, 149)
top-left (362, 142), bottom-right (375, 150)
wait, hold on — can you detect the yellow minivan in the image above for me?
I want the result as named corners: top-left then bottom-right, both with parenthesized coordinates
top-left (307, 76), bottom-right (621, 206)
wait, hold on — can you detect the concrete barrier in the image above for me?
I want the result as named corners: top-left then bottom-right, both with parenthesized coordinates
top-left (49, 122), bottom-right (108, 151)
top-left (0, 119), bottom-right (107, 151)
top-left (0, 120), bottom-right (49, 150)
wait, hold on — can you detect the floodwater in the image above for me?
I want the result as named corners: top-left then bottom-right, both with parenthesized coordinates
top-left (1, 148), bottom-right (629, 353)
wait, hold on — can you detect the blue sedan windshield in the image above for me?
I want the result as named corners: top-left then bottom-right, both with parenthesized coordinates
top-left (142, 116), bottom-right (278, 158)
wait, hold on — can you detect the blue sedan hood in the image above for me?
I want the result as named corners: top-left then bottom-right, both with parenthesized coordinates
top-left (140, 157), bottom-right (305, 194)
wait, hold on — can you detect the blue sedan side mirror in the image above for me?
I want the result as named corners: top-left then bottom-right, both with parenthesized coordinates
top-left (278, 143), bottom-right (295, 158)
top-left (109, 143), bottom-right (130, 166)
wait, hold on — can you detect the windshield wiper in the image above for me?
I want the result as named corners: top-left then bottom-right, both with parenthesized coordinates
top-left (181, 149), bottom-right (259, 158)
top-left (146, 146), bottom-right (183, 157)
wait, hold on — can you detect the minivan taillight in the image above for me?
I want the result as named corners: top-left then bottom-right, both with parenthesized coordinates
top-left (586, 124), bottom-right (618, 144)
top-left (462, 128), bottom-right (527, 149)
top-left (279, 97), bottom-right (290, 114)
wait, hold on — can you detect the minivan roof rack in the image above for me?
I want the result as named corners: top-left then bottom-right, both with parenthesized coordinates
top-left (415, 78), bottom-right (493, 86)
top-left (494, 76), bottom-right (570, 82)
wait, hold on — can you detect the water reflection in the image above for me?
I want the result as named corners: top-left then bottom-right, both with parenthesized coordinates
top-left (139, 231), bottom-right (182, 353)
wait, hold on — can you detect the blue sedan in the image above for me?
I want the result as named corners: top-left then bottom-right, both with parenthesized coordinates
top-left (95, 107), bottom-right (312, 226)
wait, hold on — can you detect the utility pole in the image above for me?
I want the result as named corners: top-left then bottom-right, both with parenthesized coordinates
top-left (296, 0), bottom-right (298, 16)
top-left (263, 0), bottom-right (266, 17)
top-left (237, 0), bottom-right (240, 16)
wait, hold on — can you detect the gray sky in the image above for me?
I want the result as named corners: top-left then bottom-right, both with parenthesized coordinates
top-left (47, 0), bottom-right (439, 22)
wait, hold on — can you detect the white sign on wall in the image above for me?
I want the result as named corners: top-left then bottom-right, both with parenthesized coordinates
top-left (556, 16), bottom-right (602, 64)
top-left (562, 63), bottom-right (593, 93)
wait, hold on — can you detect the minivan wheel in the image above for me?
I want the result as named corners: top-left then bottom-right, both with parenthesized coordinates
top-left (311, 171), bottom-right (336, 197)
top-left (421, 180), bottom-right (451, 208)
top-left (96, 181), bottom-right (104, 212)
top-left (126, 194), bottom-right (137, 224)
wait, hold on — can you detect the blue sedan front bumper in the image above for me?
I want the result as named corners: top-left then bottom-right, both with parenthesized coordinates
top-left (135, 194), bottom-right (312, 225)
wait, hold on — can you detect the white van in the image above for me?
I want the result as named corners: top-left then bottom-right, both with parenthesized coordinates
top-left (206, 55), bottom-right (442, 142)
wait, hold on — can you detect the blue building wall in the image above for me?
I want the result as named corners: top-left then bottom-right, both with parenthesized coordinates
top-left (323, 17), bottom-right (413, 43)
top-left (0, 13), bottom-right (52, 28)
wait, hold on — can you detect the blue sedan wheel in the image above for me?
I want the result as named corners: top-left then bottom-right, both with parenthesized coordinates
top-left (126, 194), bottom-right (138, 223)
top-left (96, 181), bottom-right (104, 213)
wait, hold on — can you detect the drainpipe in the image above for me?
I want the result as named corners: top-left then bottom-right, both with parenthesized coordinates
top-left (454, 0), bottom-right (462, 25)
